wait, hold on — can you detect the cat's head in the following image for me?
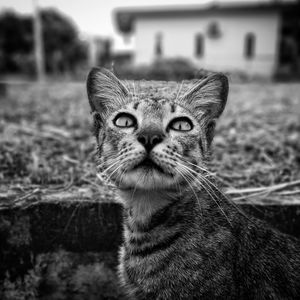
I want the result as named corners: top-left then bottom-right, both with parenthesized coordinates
top-left (87, 68), bottom-right (228, 191)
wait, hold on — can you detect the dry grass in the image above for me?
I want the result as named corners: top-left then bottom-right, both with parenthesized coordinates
top-left (0, 81), bottom-right (300, 207)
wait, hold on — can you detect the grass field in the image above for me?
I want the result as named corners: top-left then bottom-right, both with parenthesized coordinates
top-left (1, 81), bottom-right (300, 206)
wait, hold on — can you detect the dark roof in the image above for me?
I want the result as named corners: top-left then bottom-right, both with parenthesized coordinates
top-left (114, 1), bottom-right (299, 34)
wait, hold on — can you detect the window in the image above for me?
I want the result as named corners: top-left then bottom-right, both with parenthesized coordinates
top-left (245, 33), bottom-right (255, 59)
top-left (207, 22), bottom-right (222, 39)
top-left (155, 33), bottom-right (163, 57)
top-left (195, 33), bottom-right (204, 57)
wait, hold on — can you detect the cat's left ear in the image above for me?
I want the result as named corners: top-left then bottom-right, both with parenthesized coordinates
top-left (86, 67), bottom-right (129, 119)
top-left (179, 73), bottom-right (228, 122)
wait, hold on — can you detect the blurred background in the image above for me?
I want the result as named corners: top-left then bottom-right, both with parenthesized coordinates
top-left (0, 1), bottom-right (300, 299)
top-left (0, 0), bottom-right (299, 81)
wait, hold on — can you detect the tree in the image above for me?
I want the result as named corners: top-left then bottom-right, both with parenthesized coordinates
top-left (0, 11), bottom-right (33, 73)
top-left (40, 8), bottom-right (87, 73)
top-left (0, 9), bottom-right (87, 75)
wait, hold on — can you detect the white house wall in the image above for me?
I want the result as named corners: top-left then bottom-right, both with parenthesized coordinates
top-left (134, 11), bottom-right (280, 77)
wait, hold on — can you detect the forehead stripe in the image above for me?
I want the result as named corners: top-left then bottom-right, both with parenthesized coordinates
top-left (170, 102), bottom-right (176, 113)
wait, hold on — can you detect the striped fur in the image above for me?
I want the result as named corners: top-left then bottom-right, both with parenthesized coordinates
top-left (87, 68), bottom-right (300, 299)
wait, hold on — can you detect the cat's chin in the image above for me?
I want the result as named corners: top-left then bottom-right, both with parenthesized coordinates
top-left (118, 168), bottom-right (177, 191)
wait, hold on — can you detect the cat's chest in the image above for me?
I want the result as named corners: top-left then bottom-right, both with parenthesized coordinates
top-left (119, 242), bottom-right (236, 300)
top-left (121, 233), bottom-right (232, 271)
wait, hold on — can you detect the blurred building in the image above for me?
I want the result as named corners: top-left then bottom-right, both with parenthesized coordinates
top-left (115, 1), bottom-right (300, 78)
top-left (111, 35), bottom-right (134, 67)
top-left (87, 35), bottom-right (112, 67)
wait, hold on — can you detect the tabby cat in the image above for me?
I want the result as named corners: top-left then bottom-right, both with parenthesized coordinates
top-left (86, 67), bottom-right (300, 300)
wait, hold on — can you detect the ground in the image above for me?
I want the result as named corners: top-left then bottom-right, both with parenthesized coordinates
top-left (1, 80), bottom-right (300, 205)
top-left (0, 80), bottom-right (300, 299)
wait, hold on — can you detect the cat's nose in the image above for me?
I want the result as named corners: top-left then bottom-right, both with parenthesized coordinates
top-left (137, 133), bottom-right (164, 152)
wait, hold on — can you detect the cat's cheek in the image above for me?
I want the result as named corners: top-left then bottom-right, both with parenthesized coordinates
top-left (186, 149), bottom-right (202, 164)
top-left (105, 127), bottom-right (126, 151)
top-left (102, 143), bottom-right (116, 160)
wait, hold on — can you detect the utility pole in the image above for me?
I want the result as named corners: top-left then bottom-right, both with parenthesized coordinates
top-left (33, 0), bottom-right (45, 82)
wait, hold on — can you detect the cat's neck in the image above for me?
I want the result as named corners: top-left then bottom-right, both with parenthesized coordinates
top-left (118, 189), bottom-right (178, 226)
top-left (118, 184), bottom-right (237, 232)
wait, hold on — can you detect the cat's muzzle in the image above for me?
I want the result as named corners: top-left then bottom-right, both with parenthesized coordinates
top-left (132, 157), bottom-right (166, 174)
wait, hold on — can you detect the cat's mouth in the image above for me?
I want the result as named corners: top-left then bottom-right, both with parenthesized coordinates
top-left (132, 157), bottom-right (165, 174)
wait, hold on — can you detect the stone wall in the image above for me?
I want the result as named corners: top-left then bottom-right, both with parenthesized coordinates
top-left (0, 196), bottom-right (299, 299)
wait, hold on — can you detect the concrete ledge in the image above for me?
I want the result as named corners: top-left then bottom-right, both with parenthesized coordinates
top-left (0, 197), bottom-right (125, 300)
top-left (0, 194), bottom-right (299, 299)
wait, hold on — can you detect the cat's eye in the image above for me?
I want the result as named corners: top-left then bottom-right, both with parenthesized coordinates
top-left (168, 117), bottom-right (193, 132)
top-left (114, 113), bottom-right (136, 128)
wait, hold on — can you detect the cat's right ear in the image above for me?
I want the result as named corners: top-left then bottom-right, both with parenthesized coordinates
top-left (179, 73), bottom-right (228, 147)
top-left (179, 73), bottom-right (228, 122)
top-left (86, 67), bottom-right (129, 120)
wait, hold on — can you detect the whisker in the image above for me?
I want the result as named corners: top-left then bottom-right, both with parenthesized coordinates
top-left (200, 174), bottom-right (252, 222)
top-left (176, 166), bottom-right (203, 215)
top-left (97, 149), bottom-right (131, 165)
top-left (105, 162), bottom-right (127, 183)
top-left (98, 152), bottom-right (132, 175)
top-left (178, 161), bottom-right (251, 224)
top-left (177, 162), bottom-right (232, 226)
top-left (98, 160), bottom-right (123, 184)
top-left (113, 165), bottom-right (127, 188)
top-left (173, 153), bottom-right (215, 177)
top-left (185, 164), bottom-right (252, 221)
